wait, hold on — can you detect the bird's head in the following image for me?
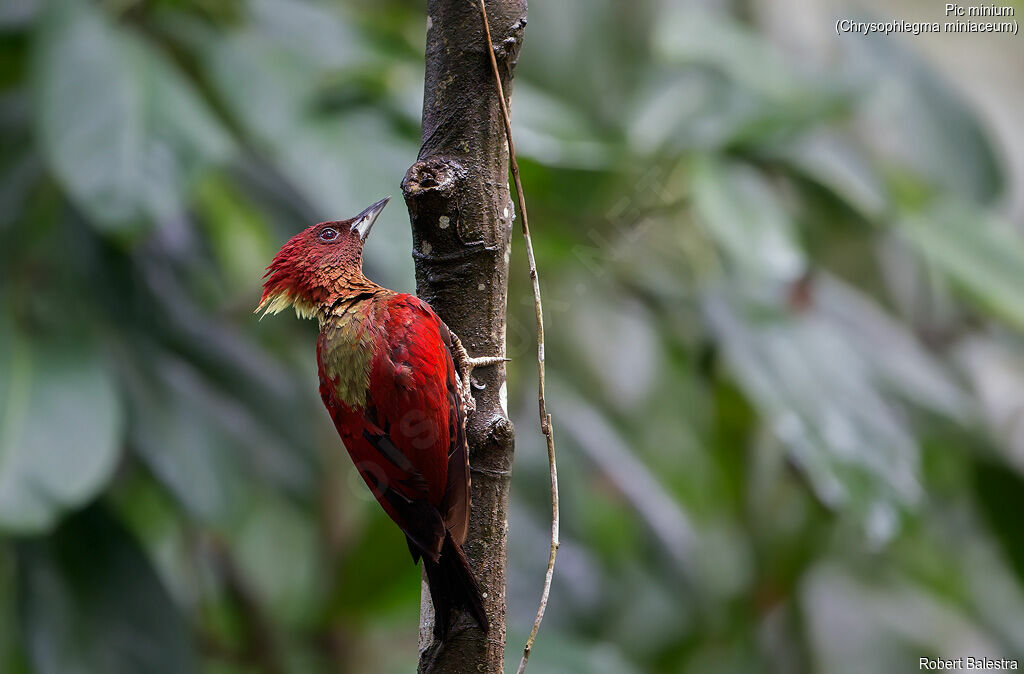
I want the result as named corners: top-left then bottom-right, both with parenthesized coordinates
top-left (257, 196), bottom-right (389, 319)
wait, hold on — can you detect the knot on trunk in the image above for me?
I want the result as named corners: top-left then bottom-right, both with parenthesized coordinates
top-left (486, 416), bottom-right (515, 453)
top-left (403, 156), bottom-right (464, 203)
top-left (404, 156), bottom-right (477, 247)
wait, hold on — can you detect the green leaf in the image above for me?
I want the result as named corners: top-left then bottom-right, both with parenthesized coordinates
top-left (32, 0), bottom-right (232, 234)
top-left (231, 491), bottom-right (318, 626)
top-left (194, 172), bottom-right (275, 290)
top-left (974, 458), bottom-right (1024, 584)
top-left (769, 130), bottom-right (889, 220)
top-left (955, 337), bottom-right (1024, 470)
top-left (204, 29), bottom-right (408, 213)
top-left (512, 83), bottom-right (613, 169)
top-left (705, 290), bottom-right (921, 543)
top-left (0, 546), bottom-right (29, 674)
top-left (330, 506), bottom-right (421, 619)
top-left (123, 353), bottom-right (247, 527)
top-left (847, 34), bottom-right (1003, 205)
top-left (692, 157), bottom-right (807, 282)
top-left (900, 203), bottom-right (1024, 332)
top-left (247, 0), bottom-right (367, 70)
top-left (0, 0), bottom-right (40, 31)
top-left (815, 275), bottom-right (969, 421)
top-left (202, 25), bottom-right (414, 288)
top-left (0, 319), bottom-right (122, 534)
top-left (802, 565), bottom-right (1001, 674)
top-left (653, 8), bottom-right (805, 103)
top-left (16, 505), bottom-right (197, 674)
top-left (520, 633), bottom-right (642, 674)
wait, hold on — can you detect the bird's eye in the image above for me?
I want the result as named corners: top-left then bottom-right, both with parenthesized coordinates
top-left (319, 227), bottom-right (339, 242)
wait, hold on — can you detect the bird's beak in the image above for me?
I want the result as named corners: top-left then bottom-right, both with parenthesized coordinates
top-left (351, 196), bottom-right (390, 242)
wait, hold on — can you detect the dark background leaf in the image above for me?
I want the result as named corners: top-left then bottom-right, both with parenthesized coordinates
top-left (16, 505), bottom-right (198, 674)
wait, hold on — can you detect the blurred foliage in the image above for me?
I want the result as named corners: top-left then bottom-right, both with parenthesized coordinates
top-left (2, 0), bottom-right (1024, 672)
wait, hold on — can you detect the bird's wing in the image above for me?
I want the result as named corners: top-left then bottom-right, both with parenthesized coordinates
top-left (317, 293), bottom-right (469, 561)
top-left (370, 294), bottom-right (470, 546)
top-left (435, 317), bottom-right (470, 546)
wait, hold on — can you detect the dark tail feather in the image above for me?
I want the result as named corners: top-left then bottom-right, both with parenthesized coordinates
top-left (422, 532), bottom-right (488, 641)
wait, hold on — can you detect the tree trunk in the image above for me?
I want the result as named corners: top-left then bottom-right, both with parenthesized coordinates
top-left (401, 1), bottom-right (526, 672)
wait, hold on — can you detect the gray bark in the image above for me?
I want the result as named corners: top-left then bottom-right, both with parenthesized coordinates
top-left (401, 1), bottom-right (526, 672)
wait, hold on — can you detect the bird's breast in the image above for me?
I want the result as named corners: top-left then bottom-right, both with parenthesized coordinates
top-left (319, 302), bottom-right (377, 408)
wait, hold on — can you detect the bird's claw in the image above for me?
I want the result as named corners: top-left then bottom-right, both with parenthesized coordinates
top-left (448, 331), bottom-right (506, 418)
top-left (458, 356), bottom-right (505, 416)
top-left (465, 355), bottom-right (510, 370)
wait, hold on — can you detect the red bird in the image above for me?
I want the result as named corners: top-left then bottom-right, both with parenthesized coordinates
top-left (257, 197), bottom-right (501, 640)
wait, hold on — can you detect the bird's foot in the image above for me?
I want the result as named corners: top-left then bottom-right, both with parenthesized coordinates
top-left (460, 355), bottom-right (508, 415)
top-left (449, 332), bottom-right (508, 416)
top-left (465, 355), bottom-right (509, 369)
